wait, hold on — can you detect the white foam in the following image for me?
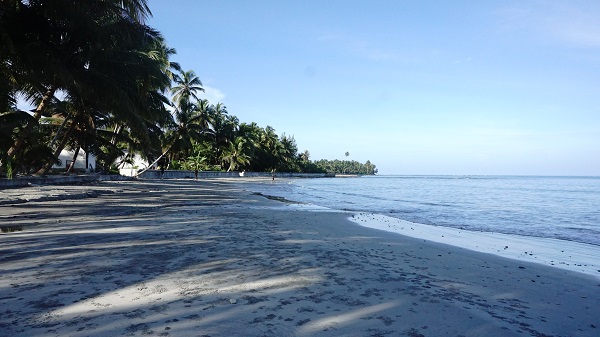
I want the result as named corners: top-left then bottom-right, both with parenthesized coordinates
top-left (350, 212), bottom-right (600, 279)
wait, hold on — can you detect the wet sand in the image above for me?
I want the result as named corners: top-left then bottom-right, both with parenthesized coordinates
top-left (1, 179), bottom-right (599, 336)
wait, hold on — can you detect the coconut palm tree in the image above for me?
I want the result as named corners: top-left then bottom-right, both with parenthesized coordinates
top-left (33, 25), bottom-right (173, 174)
top-left (222, 137), bottom-right (250, 172)
top-left (252, 126), bottom-right (284, 172)
top-left (135, 69), bottom-right (210, 176)
top-left (0, 110), bottom-right (55, 176)
top-left (236, 122), bottom-right (261, 163)
top-left (278, 134), bottom-right (299, 172)
top-left (344, 151), bottom-right (350, 173)
top-left (97, 35), bottom-right (175, 172)
top-left (195, 99), bottom-right (212, 131)
top-left (163, 100), bottom-right (206, 162)
top-left (170, 69), bottom-right (204, 107)
top-left (2, 0), bottom-right (155, 166)
top-left (0, 0), bottom-right (173, 175)
top-left (134, 68), bottom-right (205, 169)
top-left (300, 150), bottom-right (310, 162)
top-left (203, 103), bottom-right (237, 165)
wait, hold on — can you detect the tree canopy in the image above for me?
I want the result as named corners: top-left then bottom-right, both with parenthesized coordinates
top-left (0, 1), bottom-right (377, 177)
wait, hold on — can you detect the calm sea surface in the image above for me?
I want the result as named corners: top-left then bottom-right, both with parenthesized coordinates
top-left (244, 176), bottom-right (600, 246)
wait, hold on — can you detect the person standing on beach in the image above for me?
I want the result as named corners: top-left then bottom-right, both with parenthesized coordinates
top-left (160, 166), bottom-right (165, 179)
top-left (194, 169), bottom-right (198, 180)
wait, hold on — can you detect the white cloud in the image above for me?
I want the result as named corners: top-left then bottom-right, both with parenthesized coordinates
top-left (499, 2), bottom-right (600, 48)
top-left (552, 12), bottom-right (600, 47)
top-left (198, 85), bottom-right (226, 104)
top-left (317, 32), bottom-right (403, 62)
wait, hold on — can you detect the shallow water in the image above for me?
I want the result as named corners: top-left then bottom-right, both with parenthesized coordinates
top-left (243, 175), bottom-right (600, 246)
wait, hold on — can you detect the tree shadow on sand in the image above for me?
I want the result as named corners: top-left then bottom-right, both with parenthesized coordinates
top-left (1, 180), bottom-right (598, 337)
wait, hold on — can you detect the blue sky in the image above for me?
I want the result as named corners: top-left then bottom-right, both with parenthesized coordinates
top-left (147, 0), bottom-right (600, 175)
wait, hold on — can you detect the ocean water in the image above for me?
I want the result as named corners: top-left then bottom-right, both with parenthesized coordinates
top-left (244, 176), bottom-right (600, 246)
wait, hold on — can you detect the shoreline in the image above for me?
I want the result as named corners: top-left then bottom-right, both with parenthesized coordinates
top-left (349, 213), bottom-right (600, 279)
top-left (1, 179), bottom-right (599, 336)
top-left (227, 177), bottom-right (600, 278)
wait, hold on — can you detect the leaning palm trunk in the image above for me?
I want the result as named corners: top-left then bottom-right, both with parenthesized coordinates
top-left (67, 147), bottom-right (81, 173)
top-left (49, 111), bottom-right (72, 148)
top-left (5, 86), bottom-right (57, 160)
top-left (134, 143), bottom-right (174, 177)
top-left (35, 117), bottom-right (76, 175)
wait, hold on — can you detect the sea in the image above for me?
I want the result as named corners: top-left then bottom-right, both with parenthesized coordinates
top-left (243, 175), bottom-right (600, 247)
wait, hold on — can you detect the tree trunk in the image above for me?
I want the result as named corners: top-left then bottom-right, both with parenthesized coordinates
top-left (35, 118), bottom-right (75, 175)
top-left (134, 143), bottom-right (174, 177)
top-left (49, 111), bottom-right (71, 148)
top-left (6, 86), bottom-right (57, 159)
top-left (67, 147), bottom-right (80, 173)
top-left (85, 149), bottom-right (90, 172)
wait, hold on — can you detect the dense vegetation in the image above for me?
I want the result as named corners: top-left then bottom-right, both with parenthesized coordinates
top-left (0, 1), bottom-right (376, 177)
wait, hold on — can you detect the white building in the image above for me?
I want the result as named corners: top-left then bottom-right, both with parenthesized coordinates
top-left (117, 150), bottom-right (150, 177)
top-left (51, 149), bottom-right (152, 176)
top-left (52, 149), bottom-right (96, 172)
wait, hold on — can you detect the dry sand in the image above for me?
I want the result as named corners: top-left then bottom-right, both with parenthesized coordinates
top-left (1, 179), bottom-right (599, 337)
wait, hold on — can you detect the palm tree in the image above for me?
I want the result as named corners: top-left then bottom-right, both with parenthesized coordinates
top-left (195, 99), bottom-right (212, 130)
top-left (135, 68), bottom-right (211, 176)
top-left (0, 110), bottom-right (55, 176)
top-left (253, 126), bottom-right (282, 172)
top-left (135, 68), bottom-right (205, 169)
top-left (235, 122), bottom-right (261, 168)
top-left (204, 103), bottom-right (236, 166)
top-left (170, 69), bottom-right (204, 107)
top-left (278, 134), bottom-right (299, 172)
top-left (2, 0), bottom-right (155, 167)
top-left (152, 38), bottom-right (181, 82)
top-left (344, 151), bottom-right (350, 173)
top-left (97, 35), bottom-right (175, 172)
top-left (222, 137), bottom-right (250, 172)
top-left (300, 150), bottom-right (310, 162)
top-left (34, 25), bottom-right (173, 174)
top-left (164, 100), bottom-right (205, 162)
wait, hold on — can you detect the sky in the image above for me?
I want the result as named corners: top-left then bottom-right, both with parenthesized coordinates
top-left (147, 0), bottom-right (600, 175)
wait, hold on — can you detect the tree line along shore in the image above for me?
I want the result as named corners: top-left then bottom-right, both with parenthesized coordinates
top-left (0, 1), bottom-right (377, 179)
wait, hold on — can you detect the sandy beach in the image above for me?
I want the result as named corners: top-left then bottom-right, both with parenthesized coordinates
top-left (1, 179), bottom-right (599, 337)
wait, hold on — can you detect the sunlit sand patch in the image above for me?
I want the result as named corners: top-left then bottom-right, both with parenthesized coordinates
top-left (280, 239), bottom-right (324, 244)
top-left (51, 269), bottom-right (323, 319)
top-left (297, 300), bottom-right (402, 334)
top-left (45, 226), bottom-right (154, 235)
top-left (491, 292), bottom-right (524, 300)
top-left (2, 222), bottom-right (154, 236)
top-left (214, 274), bottom-right (322, 294)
